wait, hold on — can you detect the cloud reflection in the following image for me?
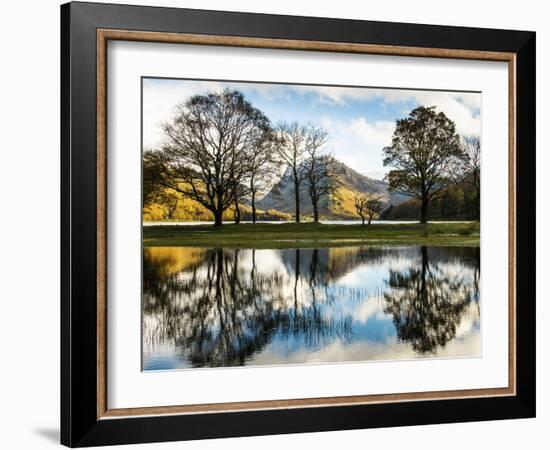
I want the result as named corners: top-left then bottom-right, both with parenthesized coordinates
top-left (142, 246), bottom-right (480, 370)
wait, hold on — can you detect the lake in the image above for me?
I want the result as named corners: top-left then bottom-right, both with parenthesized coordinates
top-left (142, 245), bottom-right (480, 370)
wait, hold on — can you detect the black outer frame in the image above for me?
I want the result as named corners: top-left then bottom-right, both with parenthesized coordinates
top-left (60, 1), bottom-right (536, 447)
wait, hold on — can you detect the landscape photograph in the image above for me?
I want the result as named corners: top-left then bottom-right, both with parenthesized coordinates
top-left (141, 78), bottom-right (481, 371)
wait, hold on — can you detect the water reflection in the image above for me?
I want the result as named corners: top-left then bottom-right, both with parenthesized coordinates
top-left (384, 246), bottom-right (480, 354)
top-left (143, 246), bottom-right (480, 370)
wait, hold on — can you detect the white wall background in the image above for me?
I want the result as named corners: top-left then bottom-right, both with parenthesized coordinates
top-left (0, 1), bottom-right (545, 449)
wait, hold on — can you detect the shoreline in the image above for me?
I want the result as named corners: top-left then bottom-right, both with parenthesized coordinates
top-left (143, 222), bottom-right (480, 249)
top-left (143, 219), bottom-right (476, 226)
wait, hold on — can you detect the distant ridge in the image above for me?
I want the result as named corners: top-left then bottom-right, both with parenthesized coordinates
top-left (257, 158), bottom-right (407, 220)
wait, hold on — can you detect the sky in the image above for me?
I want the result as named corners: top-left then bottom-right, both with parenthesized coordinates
top-left (142, 78), bottom-right (481, 180)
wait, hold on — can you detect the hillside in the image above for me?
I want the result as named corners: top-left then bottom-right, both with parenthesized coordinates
top-left (257, 158), bottom-right (407, 219)
top-left (381, 182), bottom-right (479, 221)
top-left (143, 192), bottom-right (292, 222)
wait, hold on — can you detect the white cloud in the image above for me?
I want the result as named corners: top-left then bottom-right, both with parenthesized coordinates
top-left (292, 84), bottom-right (388, 106)
top-left (143, 80), bottom-right (302, 148)
top-left (321, 116), bottom-right (395, 176)
top-left (410, 91), bottom-right (481, 136)
top-left (306, 87), bottom-right (481, 137)
top-left (143, 79), bottom-right (481, 174)
top-left (142, 79), bottom-right (227, 149)
top-left (248, 331), bottom-right (481, 366)
top-left (348, 117), bottom-right (396, 145)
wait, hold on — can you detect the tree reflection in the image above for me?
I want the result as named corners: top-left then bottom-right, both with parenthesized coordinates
top-left (143, 245), bottom-right (480, 368)
top-left (143, 247), bottom-right (354, 367)
top-left (383, 246), bottom-right (480, 354)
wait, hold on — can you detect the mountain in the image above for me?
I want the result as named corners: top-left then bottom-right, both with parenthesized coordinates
top-left (257, 158), bottom-right (408, 220)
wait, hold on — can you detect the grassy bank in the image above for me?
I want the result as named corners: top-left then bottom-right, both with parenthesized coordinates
top-left (143, 222), bottom-right (479, 248)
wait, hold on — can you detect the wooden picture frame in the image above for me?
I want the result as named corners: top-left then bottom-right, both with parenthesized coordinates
top-left (61, 1), bottom-right (535, 447)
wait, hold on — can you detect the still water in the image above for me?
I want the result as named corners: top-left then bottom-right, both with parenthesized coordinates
top-left (142, 246), bottom-right (480, 370)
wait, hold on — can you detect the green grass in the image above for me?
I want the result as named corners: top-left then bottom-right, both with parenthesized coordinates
top-left (143, 222), bottom-right (480, 249)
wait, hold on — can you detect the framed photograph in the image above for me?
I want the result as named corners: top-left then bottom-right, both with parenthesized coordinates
top-left (61, 1), bottom-right (536, 447)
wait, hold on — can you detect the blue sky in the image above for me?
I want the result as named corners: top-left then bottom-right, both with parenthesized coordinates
top-left (143, 78), bottom-right (481, 179)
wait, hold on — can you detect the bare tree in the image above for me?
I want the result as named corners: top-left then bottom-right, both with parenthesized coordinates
top-left (456, 135), bottom-right (480, 220)
top-left (230, 126), bottom-right (279, 225)
top-left (230, 180), bottom-right (247, 224)
top-left (302, 125), bottom-right (341, 222)
top-left (354, 194), bottom-right (368, 225)
top-left (365, 196), bottom-right (385, 225)
top-left (354, 193), bottom-right (384, 225)
top-left (245, 129), bottom-right (280, 224)
top-left (383, 106), bottom-right (463, 223)
top-left (274, 121), bottom-right (310, 223)
top-left (154, 89), bottom-right (271, 226)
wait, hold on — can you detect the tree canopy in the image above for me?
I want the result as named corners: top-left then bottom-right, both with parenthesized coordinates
top-left (154, 89), bottom-right (273, 226)
top-left (383, 106), bottom-right (463, 223)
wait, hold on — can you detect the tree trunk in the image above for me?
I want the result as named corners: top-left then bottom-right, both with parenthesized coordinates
top-left (294, 249), bottom-right (300, 310)
top-left (313, 201), bottom-right (319, 223)
top-left (310, 249), bottom-right (319, 285)
top-left (420, 196), bottom-right (429, 224)
top-left (251, 191), bottom-right (257, 224)
top-left (361, 216), bottom-right (365, 226)
top-left (233, 200), bottom-right (241, 224)
top-left (213, 208), bottom-right (223, 227)
top-left (251, 249), bottom-right (256, 294)
top-left (294, 179), bottom-right (300, 223)
top-left (213, 192), bottom-right (224, 227)
top-left (215, 249), bottom-right (225, 329)
top-left (420, 246), bottom-right (428, 297)
top-left (368, 216), bottom-right (372, 225)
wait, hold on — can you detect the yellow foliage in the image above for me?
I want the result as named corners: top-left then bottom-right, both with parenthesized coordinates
top-left (143, 188), bottom-right (214, 222)
top-left (144, 247), bottom-right (206, 274)
top-left (143, 187), bottom-right (293, 222)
